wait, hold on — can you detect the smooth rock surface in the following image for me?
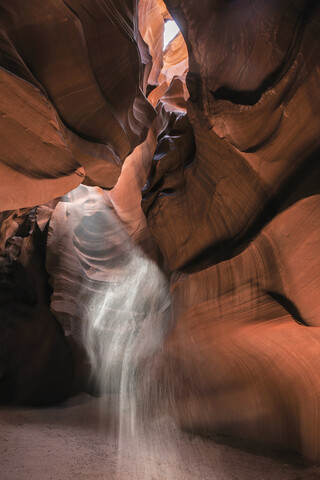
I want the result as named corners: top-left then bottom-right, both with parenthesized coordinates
top-left (0, 0), bottom-right (320, 466)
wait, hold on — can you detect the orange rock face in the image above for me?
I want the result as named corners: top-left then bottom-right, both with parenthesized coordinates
top-left (144, 0), bottom-right (320, 460)
top-left (0, 0), bottom-right (320, 461)
top-left (0, 0), bottom-right (156, 210)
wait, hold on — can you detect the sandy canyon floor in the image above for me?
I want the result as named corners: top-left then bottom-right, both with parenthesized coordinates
top-left (1, 394), bottom-right (320, 480)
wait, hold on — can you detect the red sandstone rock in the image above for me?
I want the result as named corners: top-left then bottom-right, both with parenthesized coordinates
top-left (153, 195), bottom-right (320, 458)
top-left (0, 218), bottom-right (74, 405)
top-left (144, 0), bottom-right (320, 270)
top-left (0, 0), bottom-right (156, 210)
top-left (0, 0), bottom-right (320, 462)
top-left (140, 0), bottom-right (320, 460)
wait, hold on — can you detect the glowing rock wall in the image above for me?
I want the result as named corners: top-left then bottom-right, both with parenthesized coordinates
top-left (0, 0), bottom-right (320, 460)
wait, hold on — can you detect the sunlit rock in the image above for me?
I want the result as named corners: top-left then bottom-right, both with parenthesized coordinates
top-left (0, 0), bottom-right (320, 465)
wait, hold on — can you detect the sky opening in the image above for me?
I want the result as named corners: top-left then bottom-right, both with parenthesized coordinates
top-left (163, 20), bottom-right (180, 49)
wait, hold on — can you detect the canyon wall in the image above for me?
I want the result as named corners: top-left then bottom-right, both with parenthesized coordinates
top-left (0, 0), bottom-right (319, 460)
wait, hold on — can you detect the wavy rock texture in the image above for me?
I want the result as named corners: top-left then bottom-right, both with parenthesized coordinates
top-left (0, 0), bottom-right (156, 210)
top-left (141, 0), bottom-right (320, 460)
top-left (160, 30), bottom-right (188, 85)
top-left (44, 78), bottom-right (174, 350)
top-left (0, 0), bottom-right (185, 403)
top-left (45, 184), bottom-right (171, 394)
top-left (139, 0), bottom-right (188, 114)
top-left (46, 186), bottom-right (126, 342)
top-left (145, 0), bottom-right (320, 270)
top-left (107, 101), bottom-right (171, 260)
top-left (0, 0), bottom-right (320, 463)
top-left (151, 195), bottom-right (320, 458)
top-left (139, 0), bottom-right (165, 86)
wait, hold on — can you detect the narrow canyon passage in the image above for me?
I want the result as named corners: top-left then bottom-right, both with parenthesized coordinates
top-left (0, 0), bottom-right (320, 478)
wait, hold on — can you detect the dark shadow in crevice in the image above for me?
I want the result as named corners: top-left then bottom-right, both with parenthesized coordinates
top-left (180, 148), bottom-right (320, 275)
top-left (266, 291), bottom-right (308, 326)
top-left (210, 0), bottom-right (318, 107)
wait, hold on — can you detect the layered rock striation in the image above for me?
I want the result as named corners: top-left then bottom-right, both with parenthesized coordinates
top-left (0, 0), bottom-right (320, 461)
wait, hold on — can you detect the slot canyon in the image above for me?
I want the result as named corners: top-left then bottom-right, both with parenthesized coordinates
top-left (0, 0), bottom-right (320, 478)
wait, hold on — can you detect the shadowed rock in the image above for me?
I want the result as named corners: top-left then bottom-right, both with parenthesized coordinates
top-left (0, 0), bottom-right (320, 463)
